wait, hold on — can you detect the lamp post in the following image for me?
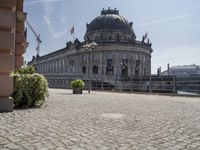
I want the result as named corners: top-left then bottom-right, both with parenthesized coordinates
top-left (130, 74), bottom-right (134, 92)
top-left (120, 60), bottom-right (125, 91)
top-left (83, 42), bottom-right (97, 93)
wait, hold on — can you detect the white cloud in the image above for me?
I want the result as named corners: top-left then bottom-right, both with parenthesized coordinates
top-left (35, 0), bottom-right (67, 39)
top-left (43, 15), bottom-right (66, 39)
top-left (135, 14), bottom-right (191, 27)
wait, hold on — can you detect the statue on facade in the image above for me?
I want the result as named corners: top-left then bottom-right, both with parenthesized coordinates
top-left (74, 38), bottom-right (81, 48)
top-left (129, 21), bottom-right (133, 27)
top-left (142, 36), bottom-right (145, 45)
top-left (66, 41), bottom-right (72, 48)
top-left (132, 34), bottom-right (136, 42)
top-left (147, 39), bottom-right (150, 44)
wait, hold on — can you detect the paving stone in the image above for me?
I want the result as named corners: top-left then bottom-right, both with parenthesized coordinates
top-left (1, 89), bottom-right (200, 149)
top-left (5, 143), bottom-right (21, 150)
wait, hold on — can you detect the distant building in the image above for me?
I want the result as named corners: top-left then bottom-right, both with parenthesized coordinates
top-left (28, 8), bottom-right (153, 89)
top-left (162, 65), bottom-right (200, 77)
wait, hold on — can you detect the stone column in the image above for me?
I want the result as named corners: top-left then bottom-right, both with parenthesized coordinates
top-left (15, 0), bottom-right (27, 69)
top-left (62, 57), bottom-right (65, 73)
top-left (52, 60), bottom-right (55, 73)
top-left (47, 62), bottom-right (49, 73)
top-left (65, 58), bottom-right (67, 73)
top-left (55, 60), bottom-right (58, 73)
top-left (43, 62), bottom-right (45, 73)
top-left (50, 61), bottom-right (52, 73)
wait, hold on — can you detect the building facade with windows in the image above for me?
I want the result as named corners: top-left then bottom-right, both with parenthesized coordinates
top-left (162, 65), bottom-right (200, 77)
top-left (28, 8), bottom-right (153, 89)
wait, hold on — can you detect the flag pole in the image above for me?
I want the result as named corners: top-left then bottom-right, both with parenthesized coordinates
top-left (70, 25), bottom-right (75, 43)
top-left (73, 30), bottom-right (75, 43)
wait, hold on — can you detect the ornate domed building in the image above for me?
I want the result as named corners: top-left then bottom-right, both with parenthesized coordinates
top-left (29, 8), bottom-right (153, 90)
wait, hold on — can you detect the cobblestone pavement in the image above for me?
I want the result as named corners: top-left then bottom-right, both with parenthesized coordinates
top-left (1, 89), bottom-right (200, 150)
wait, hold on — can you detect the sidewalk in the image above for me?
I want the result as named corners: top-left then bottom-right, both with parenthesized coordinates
top-left (1, 88), bottom-right (200, 149)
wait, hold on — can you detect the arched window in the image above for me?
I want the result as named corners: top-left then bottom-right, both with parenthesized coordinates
top-left (92, 65), bottom-right (98, 74)
top-left (82, 66), bottom-right (86, 74)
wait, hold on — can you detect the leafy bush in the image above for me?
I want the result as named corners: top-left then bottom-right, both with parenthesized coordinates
top-left (15, 65), bottom-right (35, 74)
top-left (11, 66), bottom-right (49, 108)
top-left (70, 79), bottom-right (84, 88)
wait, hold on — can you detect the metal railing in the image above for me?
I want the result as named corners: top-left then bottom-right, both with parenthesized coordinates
top-left (47, 76), bottom-right (200, 95)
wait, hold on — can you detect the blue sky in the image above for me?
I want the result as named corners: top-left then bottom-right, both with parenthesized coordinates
top-left (24, 0), bottom-right (200, 73)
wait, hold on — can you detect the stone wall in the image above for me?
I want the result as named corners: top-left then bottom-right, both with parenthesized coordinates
top-left (0, 0), bottom-right (27, 112)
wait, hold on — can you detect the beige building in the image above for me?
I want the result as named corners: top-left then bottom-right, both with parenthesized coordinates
top-left (29, 8), bottom-right (153, 90)
top-left (0, 0), bottom-right (27, 112)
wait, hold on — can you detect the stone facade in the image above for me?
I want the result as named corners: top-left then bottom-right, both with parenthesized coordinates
top-left (0, 0), bottom-right (27, 112)
top-left (29, 8), bottom-right (153, 89)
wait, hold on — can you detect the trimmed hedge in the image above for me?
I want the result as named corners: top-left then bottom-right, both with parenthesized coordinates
top-left (11, 66), bottom-right (49, 108)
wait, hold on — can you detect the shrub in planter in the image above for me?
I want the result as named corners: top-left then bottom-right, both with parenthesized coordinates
top-left (70, 79), bottom-right (84, 94)
top-left (11, 66), bottom-right (49, 108)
